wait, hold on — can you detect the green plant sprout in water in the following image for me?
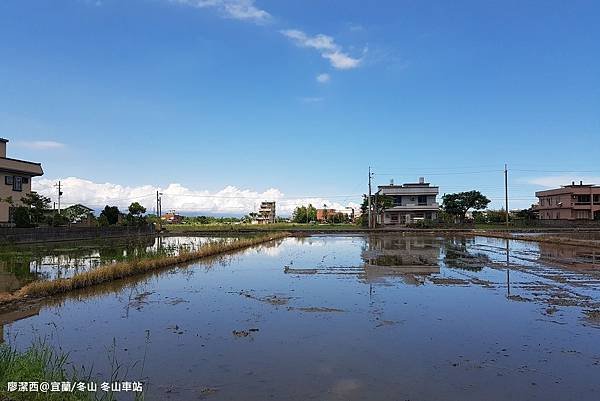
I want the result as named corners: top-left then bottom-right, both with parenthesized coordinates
top-left (0, 339), bottom-right (146, 401)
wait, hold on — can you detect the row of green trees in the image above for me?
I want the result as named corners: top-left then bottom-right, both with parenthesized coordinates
top-left (291, 204), bottom-right (318, 223)
top-left (289, 204), bottom-right (351, 224)
top-left (2, 192), bottom-right (150, 228)
top-left (97, 202), bottom-right (148, 227)
top-left (183, 215), bottom-right (244, 225)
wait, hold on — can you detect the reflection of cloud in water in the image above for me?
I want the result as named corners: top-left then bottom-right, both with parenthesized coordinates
top-left (256, 246), bottom-right (282, 257)
top-left (331, 378), bottom-right (362, 398)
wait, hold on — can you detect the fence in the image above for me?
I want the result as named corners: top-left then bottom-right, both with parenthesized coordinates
top-left (0, 225), bottom-right (155, 245)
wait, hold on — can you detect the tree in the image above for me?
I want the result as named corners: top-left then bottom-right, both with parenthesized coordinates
top-left (358, 194), bottom-right (394, 227)
top-left (292, 206), bottom-right (307, 223)
top-left (13, 207), bottom-right (32, 228)
top-left (100, 205), bottom-right (120, 225)
top-left (20, 192), bottom-right (51, 226)
top-left (51, 213), bottom-right (69, 227)
top-left (128, 202), bottom-right (146, 217)
top-left (376, 194), bottom-right (394, 213)
top-left (514, 208), bottom-right (537, 221)
top-left (126, 202), bottom-right (147, 226)
top-left (442, 191), bottom-right (491, 223)
top-left (98, 214), bottom-right (110, 227)
top-left (292, 204), bottom-right (317, 223)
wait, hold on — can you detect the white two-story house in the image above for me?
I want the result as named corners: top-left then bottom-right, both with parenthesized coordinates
top-left (376, 177), bottom-right (439, 225)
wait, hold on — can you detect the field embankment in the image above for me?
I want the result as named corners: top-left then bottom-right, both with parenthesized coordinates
top-left (0, 232), bottom-right (289, 307)
top-left (469, 230), bottom-right (600, 249)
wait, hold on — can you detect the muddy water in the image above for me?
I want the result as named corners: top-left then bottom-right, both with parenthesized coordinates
top-left (2, 234), bottom-right (600, 401)
top-left (0, 235), bottom-right (239, 291)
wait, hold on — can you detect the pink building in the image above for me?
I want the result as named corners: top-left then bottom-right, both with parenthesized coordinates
top-left (535, 181), bottom-right (600, 220)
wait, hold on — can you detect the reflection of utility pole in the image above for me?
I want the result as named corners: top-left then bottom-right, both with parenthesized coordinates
top-left (506, 238), bottom-right (511, 297)
top-left (368, 166), bottom-right (372, 229)
top-left (504, 164), bottom-right (509, 227)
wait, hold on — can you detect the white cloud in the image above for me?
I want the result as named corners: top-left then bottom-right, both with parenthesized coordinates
top-left (32, 177), bottom-right (358, 216)
top-left (281, 29), bottom-right (362, 70)
top-left (316, 73), bottom-right (330, 83)
top-left (527, 176), bottom-right (600, 188)
top-left (322, 51), bottom-right (361, 70)
top-left (172, 0), bottom-right (270, 24)
top-left (16, 141), bottom-right (65, 150)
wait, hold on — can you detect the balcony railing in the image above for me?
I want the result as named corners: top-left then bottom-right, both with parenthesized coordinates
top-left (388, 203), bottom-right (439, 209)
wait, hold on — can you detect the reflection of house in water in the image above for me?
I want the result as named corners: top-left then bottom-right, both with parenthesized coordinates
top-left (0, 258), bottom-right (38, 293)
top-left (362, 235), bottom-right (441, 284)
top-left (442, 237), bottom-right (486, 272)
top-left (538, 243), bottom-right (599, 271)
top-left (0, 306), bottom-right (41, 343)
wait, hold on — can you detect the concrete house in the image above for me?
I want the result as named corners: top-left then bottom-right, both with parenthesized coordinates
top-left (536, 181), bottom-right (600, 220)
top-left (0, 138), bottom-right (44, 225)
top-left (376, 177), bottom-right (439, 225)
top-left (316, 207), bottom-right (353, 223)
top-left (256, 201), bottom-right (276, 224)
top-left (161, 212), bottom-right (184, 224)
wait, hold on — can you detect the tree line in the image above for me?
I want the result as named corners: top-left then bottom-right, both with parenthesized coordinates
top-left (1, 192), bottom-right (150, 228)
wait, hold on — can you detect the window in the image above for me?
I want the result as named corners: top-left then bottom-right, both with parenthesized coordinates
top-left (417, 195), bottom-right (427, 205)
top-left (5, 175), bottom-right (13, 185)
top-left (576, 195), bottom-right (591, 204)
top-left (594, 194), bottom-right (600, 204)
top-left (22, 177), bottom-right (29, 184)
top-left (13, 176), bottom-right (22, 192)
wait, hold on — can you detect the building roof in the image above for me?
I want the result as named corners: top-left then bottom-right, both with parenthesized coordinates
top-left (64, 204), bottom-right (94, 212)
top-left (535, 182), bottom-right (600, 196)
top-left (0, 157), bottom-right (44, 176)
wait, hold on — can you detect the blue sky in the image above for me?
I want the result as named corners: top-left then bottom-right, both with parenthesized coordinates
top-left (1, 0), bottom-right (599, 214)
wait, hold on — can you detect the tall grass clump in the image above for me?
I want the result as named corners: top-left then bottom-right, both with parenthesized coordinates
top-left (0, 340), bottom-right (146, 401)
top-left (16, 232), bottom-right (289, 299)
top-left (0, 340), bottom-right (91, 401)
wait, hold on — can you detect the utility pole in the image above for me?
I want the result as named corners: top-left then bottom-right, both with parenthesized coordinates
top-left (504, 163), bottom-right (509, 227)
top-left (156, 191), bottom-right (163, 230)
top-left (156, 191), bottom-right (160, 218)
top-left (55, 181), bottom-right (62, 214)
top-left (368, 166), bottom-right (372, 229)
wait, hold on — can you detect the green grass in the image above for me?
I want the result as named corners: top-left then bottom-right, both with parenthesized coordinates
top-left (0, 340), bottom-right (146, 401)
top-left (0, 340), bottom-right (92, 401)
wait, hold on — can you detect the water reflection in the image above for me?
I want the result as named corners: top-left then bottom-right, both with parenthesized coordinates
top-left (0, 306), bottom-right (40, 343)
top-left (1, 234), bottom-right (600, 401)
top-left (361, 235), bottom-right (440, 285)
top-left (0, 235), bottom-right (240, 291)
top-left (442, 236), bottom-right (489, 271)
top-left (537, 242), bottom-right (600, 271)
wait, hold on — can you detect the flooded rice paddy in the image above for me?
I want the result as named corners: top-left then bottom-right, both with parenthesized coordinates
top-left (2, 234), bottom-right (600, 401)
top-left (0, 235), bottom-right (239, 291)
